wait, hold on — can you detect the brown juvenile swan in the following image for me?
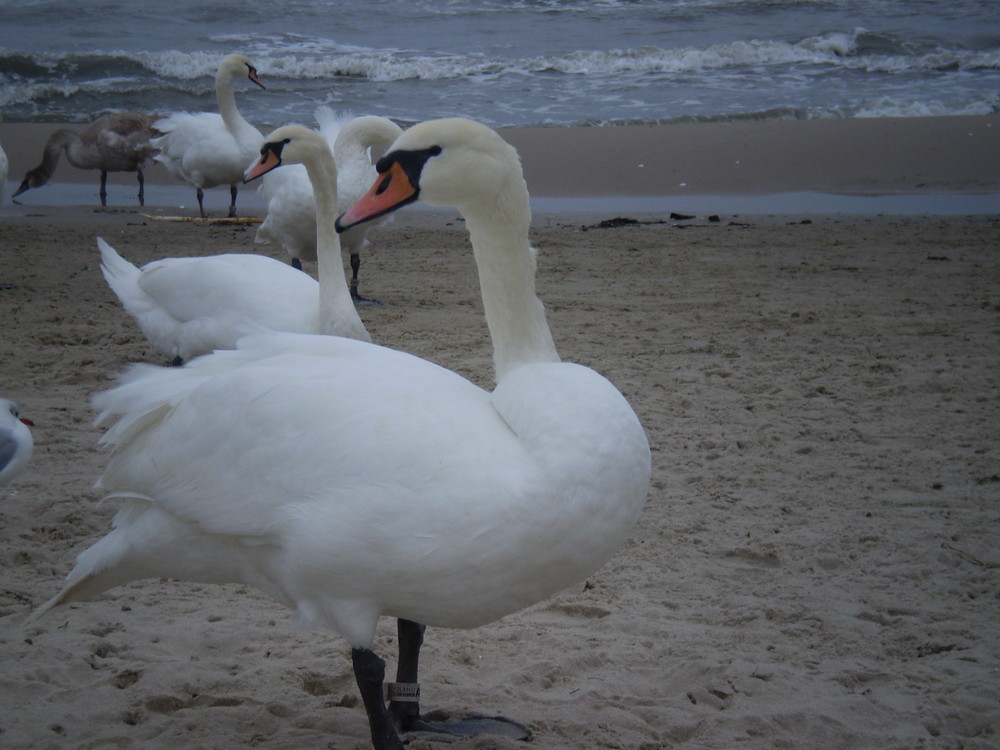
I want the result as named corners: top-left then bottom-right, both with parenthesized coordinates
top-left (13, 112), bottom-right (159, 206)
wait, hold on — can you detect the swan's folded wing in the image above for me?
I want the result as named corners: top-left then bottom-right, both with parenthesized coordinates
top-left (92, 333), bottom-right (512, 538)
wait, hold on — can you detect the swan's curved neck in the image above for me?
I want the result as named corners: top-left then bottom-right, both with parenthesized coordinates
top-left (304, 153), bottom-right (369, 341)
top-left (462, 175), bottom-right (560, 382)
top-left (215, 69), bottom-right (251, 134)
top-left (35, 130), bottom-right (79, 177)
top-left (335, 117), bottom-right (401, 174)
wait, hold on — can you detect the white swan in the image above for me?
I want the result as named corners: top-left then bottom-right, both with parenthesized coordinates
top-left (0, 399), bottom-right (34, 486)
top-left (256, 109), bottom-right (402, 304)
top-left (34, 118), bottom-right (651, 750)
top-left (99, 126), bottom-right (369, 365)
top-left (152, 54), bottom-right (264, 217)
top-left (12, 113), bottom-right (159, 206)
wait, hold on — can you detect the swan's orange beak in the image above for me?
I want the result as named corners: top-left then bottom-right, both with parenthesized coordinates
top-left (248, 68), bottom-right (265, 90)
top-left (244, 149), bottom-right (281, 183)
top-left (336, 161), bottom-right (418, 232)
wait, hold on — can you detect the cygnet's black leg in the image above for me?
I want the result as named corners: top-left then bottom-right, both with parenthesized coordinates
top-left (352, 647), bottom-right (405, 750)
top-left (99, 170), bottom-right (109, 207)
top-left (196, 188), bottom-right (206, 218)
top-left (350, 252), bottom-right (381, 306)
top-left (388, 618), bottom-right (532, 742)
top-left (137, 169), bottom-right (145, 206)
top-left (228, 184), bottom-right (238, 218)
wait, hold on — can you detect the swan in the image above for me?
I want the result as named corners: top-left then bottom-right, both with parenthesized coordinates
top-left (33, 118), bottom-right (651, 750)
top-left (256, 109), bottom-right (402, 304)
top-left (152, 54), bottom-right (264, 217)
top-left (0, 399), bottom-right (34, 486)
top-left (99, 126), bottom-right (369, 365)
top-left (12, 113), bottom-right (159, 206)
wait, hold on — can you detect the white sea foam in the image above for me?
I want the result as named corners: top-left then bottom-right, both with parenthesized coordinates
top-left (853, 96), bottom-right (1000, 119)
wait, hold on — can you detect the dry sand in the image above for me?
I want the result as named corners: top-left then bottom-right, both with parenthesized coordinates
top-left (0, 117), bottom-right (998, 749)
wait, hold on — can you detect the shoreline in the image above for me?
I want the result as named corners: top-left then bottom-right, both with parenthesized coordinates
top-left (2, 115), bottom-right (998, 216)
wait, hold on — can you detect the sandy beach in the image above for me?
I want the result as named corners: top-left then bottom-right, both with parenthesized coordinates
top-left (0, 117), bottom-right (998, 749)
top-left (4, 114), bottom-right (999, 200)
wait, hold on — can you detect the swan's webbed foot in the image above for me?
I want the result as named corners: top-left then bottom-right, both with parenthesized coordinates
top-left (351, 288), bottom-right (382, 307)
top-left (388, 619), bottom-right (531, 743)
top-left (400, 712), bottom-right (532, 743)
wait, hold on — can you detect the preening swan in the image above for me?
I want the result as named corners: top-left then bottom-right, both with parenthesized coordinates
top-left (12, 113), bottom-right (158, 206)
top-left (34, 118), bottom-right (651, 750)
top-left (0, 399), bottom-right (34, 486)
top-left (99, 125), bottom-right (369, 365)
top-left (152, 54), bottom-right (264, 217)
top-left (256, 109), bottom-right (402, 304)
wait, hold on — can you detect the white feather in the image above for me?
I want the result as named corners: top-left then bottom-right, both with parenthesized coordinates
top-left (36, 119), bottom-right (651, 679)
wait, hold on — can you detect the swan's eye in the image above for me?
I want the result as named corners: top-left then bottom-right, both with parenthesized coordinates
top-left (375, 146), bottom-right (443, 185)
top-left (260, 138), bottom-right (290, 159)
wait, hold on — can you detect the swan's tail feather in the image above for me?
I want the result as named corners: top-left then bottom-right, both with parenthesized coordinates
top-left (26, 498), bottom-right (253, 627)
top-left (26, 501), bottom-right (152, 626)
top-left (315, 105), bottom-right (352, 149)
top-left (97, 237), bottom-right (141, 297)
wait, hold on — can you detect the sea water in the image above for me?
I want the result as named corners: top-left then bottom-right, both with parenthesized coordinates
top-left (1, 0), bottom-right (997, 128)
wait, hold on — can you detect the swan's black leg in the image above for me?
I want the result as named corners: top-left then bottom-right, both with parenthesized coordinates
top-left (352, 647), bottom-right (405, 750)
top-left (350, 252), bottom-right (381, 306)
top-left (388, 618), bottom-right (425, 731)
top-left (228, 184), bottom-right (238, 218)
top-left (291, 257), bottom-right (303, 271)
top-left (137, 169), bottom-right (145, 206)
top-left (99, 170), bottom-right (109, 207)
top-left (388, 618), bottom-right (532, 741)
top-left (196, 188), bottom-right (206, 218)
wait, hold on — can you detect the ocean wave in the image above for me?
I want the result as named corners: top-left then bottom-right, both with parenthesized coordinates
top-left (1, 23), bottom-right (997, 128)
top-left (2, 29), bottom-right (997, 88)
top-left (851, 96), bottom-right (1000, 119)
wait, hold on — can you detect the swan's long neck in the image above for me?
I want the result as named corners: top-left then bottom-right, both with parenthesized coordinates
top-left (304, 153), bottom-right (370, 342)
top-left (462, 176), bottom-right (560, 382)
top-left (31, 131), bottom-right (78, 182)
top-left (215, 69), bottom-right (251, 136)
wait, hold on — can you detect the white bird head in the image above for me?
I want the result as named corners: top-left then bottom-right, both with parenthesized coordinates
top-left (335, 118), bottom-right (526, 231)
top-left (0, 398), bottom-right (34, 486)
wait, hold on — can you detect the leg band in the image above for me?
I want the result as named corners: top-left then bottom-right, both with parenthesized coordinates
top-left (386, 682), bottom-right (420, 703)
